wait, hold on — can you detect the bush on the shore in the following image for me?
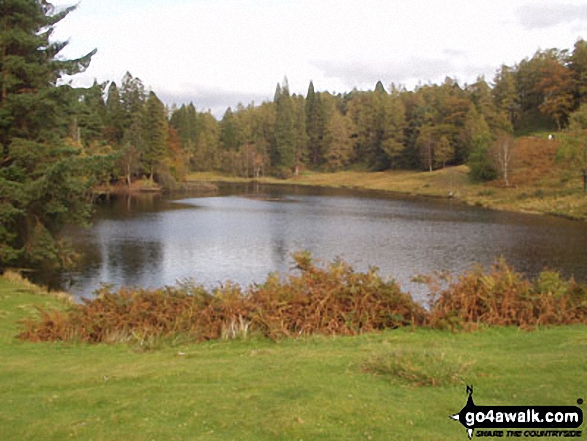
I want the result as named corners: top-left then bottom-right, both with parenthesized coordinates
top-left (19, 252), bottom-right (424, 344)
top-left (424, 258), bottom-right (587, 330)
top-left (18, 255), bottom-right (587, 344)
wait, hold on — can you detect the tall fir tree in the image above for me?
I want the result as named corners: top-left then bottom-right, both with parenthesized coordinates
top-left (305, 81), bottom-right (325, 166)
top-left (141, 91), bottom-right (168, 182)
top-left (220, 107), bottom-right (238, 151)
top-left (492, 65), bottom-right (519, 130)
top-left (293, 95), bottom-right (308, 174)
top-left (0, 0), bottom-right (96, 270)
top-left (104, 82), bottom-right (125, 145)
top-left (272, 79), bottom-right (296, 172)
top-left (120, 72), bottom-right (146, 127)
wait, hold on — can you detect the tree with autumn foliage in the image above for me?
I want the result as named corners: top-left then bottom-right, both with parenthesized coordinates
top-left (536, 55), bottom-right (575, 130)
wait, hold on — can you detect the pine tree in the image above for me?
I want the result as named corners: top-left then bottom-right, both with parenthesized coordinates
top-left (169, 103), bottom-right (200, 168)
top-left (293, 95), bottom-right (308, 174)
top-left (492, 65), bottom-right (519, 130)
top-left (272, 79), bottom-right (296, 173)
top-left (305, 81), bottom-right (324, 166)
top-left (220, 107), bottom-right (238, 150)
top-left (105, 82), bottom-right (125, 145)
top-left (464, 105), bottom-right (496, 181)
top-left (379, 86), bottom-right (407, 169)
top-left (74, 80), bottom-right (107, 146)
top-left (0, 0), bottom-right (96, 270)
top-left (141, 91), bottom-right (168, 182)
top-left (120, 72), bottom-right (146, 127)
top-left (0, 0), bottom-right (95, 147)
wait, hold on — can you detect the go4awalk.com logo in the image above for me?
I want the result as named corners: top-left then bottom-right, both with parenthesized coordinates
top-left (451, 386), bottom-right (584, 439)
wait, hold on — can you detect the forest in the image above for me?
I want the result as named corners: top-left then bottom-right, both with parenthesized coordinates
top-left (2, 0), bottom-right (587, 273)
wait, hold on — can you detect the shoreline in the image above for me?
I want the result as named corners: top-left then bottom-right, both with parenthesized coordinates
top-left (186, 167), bottom-right (587, 222)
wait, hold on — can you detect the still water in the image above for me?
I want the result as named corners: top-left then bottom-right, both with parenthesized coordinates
top-left (61, 183), bottom-right (587, 301)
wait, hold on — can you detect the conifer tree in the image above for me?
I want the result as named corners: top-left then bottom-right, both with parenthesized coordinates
top-left (120, 72), bottom-right (146, 126)
top-left (293, 95), bottom-right (308, 174)
top-left (305, 81), bottom-right (326, 166)
top-left (0, 0), bottom-right (96, 270)
top-left (104, 82), bottom-right (125, 145)
top-left (272, 79), bottom-right (296, 173)
top-left (220, 107), bottom-right (238, 150)
top-left (492, 65), bottom-right (519, 130)
top-left (74, 80), bottom-right (107, 146)
top-left (142, 91), bottom-right (168, 182)
top-left (169, 103), bottom-right (200, 168)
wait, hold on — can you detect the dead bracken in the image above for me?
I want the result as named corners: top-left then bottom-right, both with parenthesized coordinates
top-left (18, 253), bottom-right (587, 345)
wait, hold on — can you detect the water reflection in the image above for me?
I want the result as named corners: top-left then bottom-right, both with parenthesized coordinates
top-left (59, 184), bottom-right (587, 301)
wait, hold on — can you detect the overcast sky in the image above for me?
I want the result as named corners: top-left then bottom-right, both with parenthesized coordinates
top-left (51, 0), bottom-right (587, 117)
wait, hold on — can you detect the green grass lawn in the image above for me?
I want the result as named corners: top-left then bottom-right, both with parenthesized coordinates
top-left (0, 276), bottom-right (585, 440)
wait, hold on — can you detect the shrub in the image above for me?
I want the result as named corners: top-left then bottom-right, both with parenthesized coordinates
top-left (425, 259), bottom-right (587, 329)
top-left (19, 253), bottom-right (425, 343)
top-left (18, 255), bottom-right (587, 344)
top-left (248, 252), bottom-right (425, 339)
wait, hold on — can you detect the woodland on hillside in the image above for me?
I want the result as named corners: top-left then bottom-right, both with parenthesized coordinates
top-left (2, 0), bottom-right (587, 272)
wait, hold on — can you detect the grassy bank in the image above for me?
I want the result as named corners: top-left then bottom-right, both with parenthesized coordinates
top-left (1, 275), bottom-right (585, 440)
top-left (187, 138), bottom-right (587, 221)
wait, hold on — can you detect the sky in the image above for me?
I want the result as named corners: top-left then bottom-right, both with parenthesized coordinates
top-left (51, 0), bottom-right (587, 118)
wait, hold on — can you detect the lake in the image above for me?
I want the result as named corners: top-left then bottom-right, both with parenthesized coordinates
top-left (58, 183), bottom-right (587, 301)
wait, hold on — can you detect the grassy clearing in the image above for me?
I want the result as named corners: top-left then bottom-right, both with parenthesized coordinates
top-left (1, 276), bottom-right (586, 440)
top-left (187, 137), bottom-right (587, 220)
top-left (188, 166), bottom-right (477, 199)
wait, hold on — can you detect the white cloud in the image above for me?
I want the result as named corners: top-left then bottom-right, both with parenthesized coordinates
top-left (50, 0), bottom-right (587, 117)
top-left (516, 2), bottom-right (587, 30)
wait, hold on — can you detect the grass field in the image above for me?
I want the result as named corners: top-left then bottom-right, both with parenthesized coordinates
top-left (1, 276), bottom-right (586, 440)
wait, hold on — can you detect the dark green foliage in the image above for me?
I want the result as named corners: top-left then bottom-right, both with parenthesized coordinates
top-left (119, 72), bottom-right (146, 125)
top-left (104, 82), bottom-right (125, 145)
top-left (71, 80), bottom-right (107, 145)
top-left (169, 103), bottom-right (201, 168)
top-left (141, 91), bottom-right (168, 180)
top-left (220, 107), bottom-right (238, 151)
top-left (468, 143), bottom-right (498, 182)
top-left (305, 81), bottom-right (325, 166)
top-left (0, 0), bottom-right (95, 147)
top-left (0, 0), bottom-right (97, 271)
top-left (0, 140), bottom-right (93, 270)
top-left (465, 104), bottom-right (498, 181)
top-left (272, 79), bottom-right (296, 171)
top-left (557, 105), bottom-right (587, 190)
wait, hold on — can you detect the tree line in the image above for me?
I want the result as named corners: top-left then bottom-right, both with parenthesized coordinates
top-left (54, 40), bottom-right (587, 184)
top-left (2, 0), bottom-right (587, 272)
top-left (164, 43), bottom-right (587, 180)
top-left (49, 42), bottom-right (587, 184)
